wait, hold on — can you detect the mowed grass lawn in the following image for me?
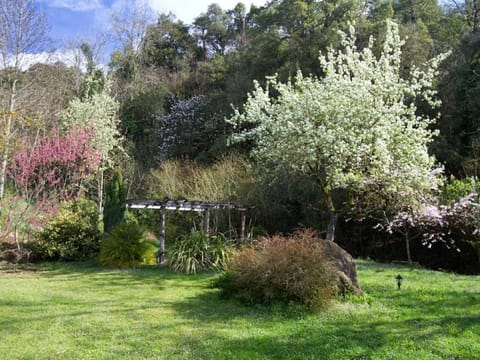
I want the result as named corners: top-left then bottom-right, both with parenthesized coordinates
top-left (0, 260), bottom-right (479, 360)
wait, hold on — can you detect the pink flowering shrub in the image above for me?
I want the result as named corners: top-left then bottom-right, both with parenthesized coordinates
top-left (384, 193), bottom-right (480, 252)
top-left (8, 128), bottom-right (101, 201)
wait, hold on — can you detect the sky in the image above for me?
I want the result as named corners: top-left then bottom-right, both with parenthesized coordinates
top-left (35, 0), bottom-right (269, 51)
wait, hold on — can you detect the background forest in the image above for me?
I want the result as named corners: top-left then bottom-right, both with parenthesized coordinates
top-left (2, 0), bottom-right (480, 273)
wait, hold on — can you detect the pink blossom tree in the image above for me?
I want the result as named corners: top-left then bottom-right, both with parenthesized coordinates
top-left (384, 193), bottom-right (480, 264)
top-left (1, 127), bottom-right (101, 258)
top-left (8, 127), bottom-right (101, 202)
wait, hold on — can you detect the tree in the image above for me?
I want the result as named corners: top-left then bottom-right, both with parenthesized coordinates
top-left (103, 169), bottom-right (127, 233)
top-left (110, 0), bottom-right (153, 54)
top-left (18, 62), bottom-right (83, 131)
top-left (140, 13), bottom-right (199, 72)
top-left (433, 5), bottom-right (480, 176)
top-left (0, 0), bottom-right (49, 201)
top-left (156, 95), bottom-right (211, 160)
top-left (79, 43), bottom-right (105, 100)
top-left (118, 83), bottom-right (168, 170)
top-left (227, 3), bottom-right (250, 51)
top-left (61, 78), bottom-right (125, 214)
top-left (228, 21), bottom-right (446, 241)
top-left (193, 4), bottom-right (231, 58)
top-left (109, 0), bottom-right (154, 84)
top-left (448, 0), bottom-right (480, 33)
top-left (385, 192), bottom-right (480, 264)
top-left (245, 0), bottom-right (360, 80)
top-left (8, 128), bottom-right (100, 201)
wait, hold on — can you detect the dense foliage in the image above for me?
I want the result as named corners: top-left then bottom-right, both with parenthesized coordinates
top-left (167, 230), bottom-right (232, 274)
top-left (229, 21), bottom-right (446, 240)
top-left (34, 199), bottom-right (101, 261)
top-left (2, 0), bottom-right (480, 272)
top-left (99, 222), bottom-right (157, 268)
top-left (103, 169), bottom-right (127, 233)
top-left (215, 231), bottom-right (337, 311)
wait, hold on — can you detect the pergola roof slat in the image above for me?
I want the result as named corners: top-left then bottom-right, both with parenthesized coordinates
top-left (126, 199), bottom-right (253, 212)
top-left (126, 199), bottom-right (253, 264)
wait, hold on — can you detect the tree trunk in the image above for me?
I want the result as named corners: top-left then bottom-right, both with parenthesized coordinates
top-left (473, 0), bottom-right (480, 33)
top-left (326, 213), bottom-right (339, 242)
top-left (0, 152), bottom-right (8, 202)
top-left (405, 232), bottom-right (412, 265)
top-left (97, 170), bottom-right (104, 222)
top-left (0, 82), bottom-right (17, 203)
top-left (471, 241), bottom-right (480, 266)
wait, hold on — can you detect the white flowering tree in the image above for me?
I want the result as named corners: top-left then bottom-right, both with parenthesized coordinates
top-left (61, 78), bottom-right (125, 214)
top-left (228, 21), bottom-right (447, 241)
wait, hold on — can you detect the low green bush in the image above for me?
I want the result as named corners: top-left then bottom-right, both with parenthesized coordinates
top-left (441, 176), bottom-right (479, 205)
top-left (34, 199), bottom-right (101, 261)
top-left (167, 230), bottom-right (232, 274)
top-left (214, 232), bottom-right (337, 311)
top-left (99, 222), bottom-right (157, 268)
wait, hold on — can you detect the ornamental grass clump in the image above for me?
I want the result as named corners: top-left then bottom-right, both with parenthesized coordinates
top-left (167, 230), bottom-right (232, 274)
top-left (215, 231), bottom-right (337, 311)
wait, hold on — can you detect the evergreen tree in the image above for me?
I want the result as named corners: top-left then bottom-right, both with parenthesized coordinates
top-left (103, 169), bottom-right (127, 233)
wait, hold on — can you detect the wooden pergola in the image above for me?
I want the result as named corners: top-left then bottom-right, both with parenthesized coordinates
top-left (126, 199), bottom-right (253, 263)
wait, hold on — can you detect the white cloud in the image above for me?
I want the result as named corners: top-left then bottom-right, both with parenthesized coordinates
top-left (2, 49), bottom-right (88, 71)
top-left (45, 0), bottom-right (104, 12)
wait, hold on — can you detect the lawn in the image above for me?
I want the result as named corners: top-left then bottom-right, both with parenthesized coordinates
top-left (0, 260), bottom-right (479, 360)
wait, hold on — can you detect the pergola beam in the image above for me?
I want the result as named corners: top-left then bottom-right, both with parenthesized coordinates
top-left (126, 199), bottom-right (254, 265)
top-left (126, 199), bottom-right (248, 212)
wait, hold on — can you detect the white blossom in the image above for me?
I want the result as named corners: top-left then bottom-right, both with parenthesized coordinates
top-left (228, 20), bottom-right (447, 215)
top-left (61, 79), bottom-right (124, 171)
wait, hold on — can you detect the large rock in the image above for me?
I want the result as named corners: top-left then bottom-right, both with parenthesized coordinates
top-left (318, 240), bottom-right (363, 296)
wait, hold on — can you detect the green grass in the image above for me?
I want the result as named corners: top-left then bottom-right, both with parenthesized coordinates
top-left (0, 260), bottom-right (479, 360)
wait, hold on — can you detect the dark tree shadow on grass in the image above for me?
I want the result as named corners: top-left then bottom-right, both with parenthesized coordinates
top-left (34, 261), bottom-right (215, 289)
top-left (169, 280), bottom-right (480, 359)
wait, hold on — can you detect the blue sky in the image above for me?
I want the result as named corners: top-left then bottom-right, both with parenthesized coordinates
top-left (35, 0), bottom-right (268, 50)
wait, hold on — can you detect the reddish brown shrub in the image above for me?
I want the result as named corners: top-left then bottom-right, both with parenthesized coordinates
top-left (214, 230), bottom-right (337, 311)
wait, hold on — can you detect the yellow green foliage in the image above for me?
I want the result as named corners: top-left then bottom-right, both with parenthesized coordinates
top-left (99, 222), bottom-right (157, 268)
top-left (35, 199), bottom-right (100, 261)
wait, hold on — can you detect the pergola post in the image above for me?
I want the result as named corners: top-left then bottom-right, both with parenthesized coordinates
top-left (158, 206), bottom-right (166, 264)
top-left (126, 200), bottom-right (254, 251)
top-left (203, 208), bottom-right (210, 235)
top-left (240, 210), bottom-right (246, 243)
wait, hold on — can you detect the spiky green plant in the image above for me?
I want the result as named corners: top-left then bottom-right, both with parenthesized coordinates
top-left (167, 230), bottom-right (232, 274)
top-left (99, 222), bottom-right (157, 268)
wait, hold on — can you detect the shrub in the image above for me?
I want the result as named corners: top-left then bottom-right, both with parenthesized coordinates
top-left (147, 156), bottom-right (254, 238)
top-left (0, 193), bottom-right (54, 262)
top-left (441, 176), bottom-right (479, 205)
top-left (34, 199), bottom-right (100, 261)
top-left (148, 155), bottom-right (252, 202)
top-left (167, 230), bottom-right (232, 274)
top-left (214, 232), bottom-right (337, 311)
top-left (99, 222), bottom-right (157, 268)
